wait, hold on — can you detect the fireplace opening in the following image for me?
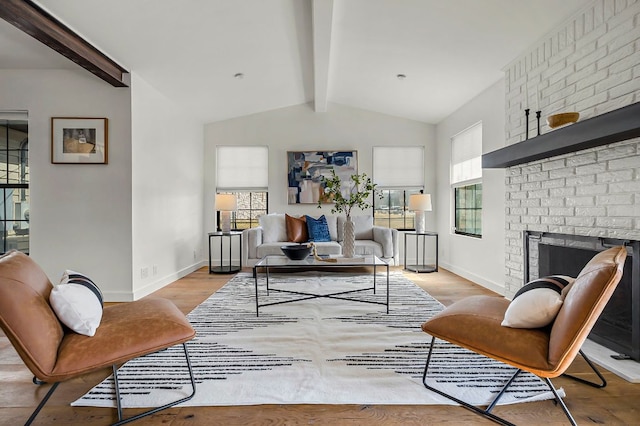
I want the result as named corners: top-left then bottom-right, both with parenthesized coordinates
top-left (524, 231), bottom-right (640, 362)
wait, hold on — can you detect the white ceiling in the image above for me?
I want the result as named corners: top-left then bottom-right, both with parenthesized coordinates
top-left (1, 0), bottom-right (591, 124)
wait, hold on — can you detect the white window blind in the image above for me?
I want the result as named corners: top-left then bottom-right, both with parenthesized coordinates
top-left (216, 146), bottom-right (268, 190)
top-left (451, 122), bottom-right (482, 185)
top-left (373, 146), bottom-right (424, 188)
top-left (0, 111), bottom-right (28, 120)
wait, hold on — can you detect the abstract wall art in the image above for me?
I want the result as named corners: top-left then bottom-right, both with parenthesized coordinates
top-left (287, 150), bottom-right (357, 204)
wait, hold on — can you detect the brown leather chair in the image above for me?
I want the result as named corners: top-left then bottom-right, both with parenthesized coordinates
top-left (421, 245), bottom-right (627, 426)
top-left (0, 250), bottom-right (197, 425)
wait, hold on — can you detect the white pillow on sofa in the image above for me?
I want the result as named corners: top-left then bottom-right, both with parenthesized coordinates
top-left (326, 215), bottom-right (338, 241)
top-left (50, 270), bottom-right (104, 337)
top-left (352, 216), bottom-right (374, 240)
top-left (337, 215), bottom-right (373, 241)
top-left (501, 275), bottom-right (574, 328)
top-left (259, 213), bottom-right (287, 243)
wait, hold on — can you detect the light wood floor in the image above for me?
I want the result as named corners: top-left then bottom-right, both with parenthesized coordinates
top-left (1, 266), bottom-right (639, 425)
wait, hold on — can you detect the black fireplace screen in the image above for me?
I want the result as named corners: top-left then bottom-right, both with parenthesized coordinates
top-left (523, 231), bottom-right (640, 361)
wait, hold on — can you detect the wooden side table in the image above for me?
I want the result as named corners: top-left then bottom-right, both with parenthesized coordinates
top-left (404, 231), bottom-right (438, 273)
top-left (208, 231), bottom-right (242, 274)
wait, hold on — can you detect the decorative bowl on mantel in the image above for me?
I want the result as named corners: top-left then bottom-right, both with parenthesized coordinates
top-left (547, 112), bottom-right (580, 129)
top-left (280, 244), bottom-right (312, 260)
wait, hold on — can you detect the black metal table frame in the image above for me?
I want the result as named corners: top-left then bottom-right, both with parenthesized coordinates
top-left (404, 231), bottom-right (438, 273)
top-left (208, 232), bottom-right (242, 274)
top-left (253, 255), bottom-right (389, 317)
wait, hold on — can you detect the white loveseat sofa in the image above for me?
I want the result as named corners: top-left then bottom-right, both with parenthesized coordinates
top-left (242, 214), bottom-right (399, 266)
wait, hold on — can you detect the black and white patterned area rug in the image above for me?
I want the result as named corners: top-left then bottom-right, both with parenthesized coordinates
top-left (73, 272), bottom-right (560, 408)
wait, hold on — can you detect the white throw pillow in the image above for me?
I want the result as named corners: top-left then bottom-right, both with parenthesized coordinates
top-left (326, 215), bottom-right (338, 241)
top-left (337, 216), bottom-right (373, 241)
top-left (259, 213), bottom-right (287, 243)
top-left (352, 215), bottom-right (374, 240)
top-left (50, 270), bottom-right (104, 337)
top-left (501, 275), bottom-right (574, 329)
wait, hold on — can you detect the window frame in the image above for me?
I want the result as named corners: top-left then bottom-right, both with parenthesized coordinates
top-left (453, 182), bottom-right (482, 238)
top-left (216, 191), bottom-right (268, 232)
top-left (373, 188), bottom-right (422, 231)
top-left (0, 115), bottom-right (29, 254)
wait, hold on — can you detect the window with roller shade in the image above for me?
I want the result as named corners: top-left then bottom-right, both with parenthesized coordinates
top-left (216, 146), bottom-right (268, 230)
top-left (372, 146), bottom-right (424, 230)
top-left (451, 122), bottom-right (482, 238)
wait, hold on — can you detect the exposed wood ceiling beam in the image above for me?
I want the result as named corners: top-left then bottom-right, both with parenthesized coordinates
top-left (0, 0), bottom-right (129, 87)
top-left (312, 0), bottom-right (334, 112)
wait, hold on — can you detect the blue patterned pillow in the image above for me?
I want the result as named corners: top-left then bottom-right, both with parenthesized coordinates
top-left (305, 215), bottom-right (331, 242)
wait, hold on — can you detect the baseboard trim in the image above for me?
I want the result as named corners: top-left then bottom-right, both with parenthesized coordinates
top-left (103, 261), bottom-right (206, 302)
top-left (439, 261), bottom-right (505, 296)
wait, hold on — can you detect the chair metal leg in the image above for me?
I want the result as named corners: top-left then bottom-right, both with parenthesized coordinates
top-left (421, 336), bottom-right (581, 426)
top-left (421, 336), bottom-right (516, 426)
top-left (111, 342), bottom-right (196, 425)
top-left (544, 377), bottom-right (578, 426)
top-left (24, 342), bottom-right (196, 426)
top-left (561, 349), bottom-right (607, 388)
top-left (25, 382), bottom-right (60, 426)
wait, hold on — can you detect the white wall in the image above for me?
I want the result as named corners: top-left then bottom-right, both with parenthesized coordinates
top-left (435, 80), bottom-right (506, 294)
top-left (0, 69), bottom-right (134, 299)
top-left (130, 73), bottom-right (205, 299)
top-left (204, 102), bottom-right (436, 263)
top-left (131, 73), bottom-right (205, 299)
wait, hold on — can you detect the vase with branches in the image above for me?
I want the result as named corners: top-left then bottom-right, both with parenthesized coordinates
top-left (318, 170), bottom-right (380, 257)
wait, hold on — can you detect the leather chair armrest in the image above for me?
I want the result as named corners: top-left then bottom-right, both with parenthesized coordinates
top-left (372, 226), bottom-right (398, 261)
top-left (242, 227), bottom-right (263, 265)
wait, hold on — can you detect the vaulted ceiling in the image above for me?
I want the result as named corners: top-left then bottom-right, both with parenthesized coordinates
top-left (1, 0), bottom-right (591, 124)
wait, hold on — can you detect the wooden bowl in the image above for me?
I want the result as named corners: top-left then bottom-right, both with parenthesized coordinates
top-left (547, 112), bottom-right (579, 129)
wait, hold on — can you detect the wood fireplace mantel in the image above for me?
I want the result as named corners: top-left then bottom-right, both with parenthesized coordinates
top-left (482, 101), bottom-right (640, 169)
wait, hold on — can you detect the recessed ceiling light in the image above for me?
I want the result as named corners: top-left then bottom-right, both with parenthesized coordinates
top-left (396, 74), bottom-right (406, 80)
top-left (234, 73), bottom-right (244, 79)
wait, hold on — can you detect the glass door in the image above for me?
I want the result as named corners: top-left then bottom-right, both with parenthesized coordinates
top-left (0, 112), bottom-right (29, 254)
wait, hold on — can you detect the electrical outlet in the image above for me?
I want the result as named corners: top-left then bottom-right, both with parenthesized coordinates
top-left (152, 265), bottom-right (158, 276)
top-left (141, 267), bottom-right (149, 279)
top-left (193, 249), bottom-right (197, 260)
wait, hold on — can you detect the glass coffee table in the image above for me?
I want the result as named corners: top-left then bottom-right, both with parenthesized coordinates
top-left (253, 255), bottom-right (390, 317)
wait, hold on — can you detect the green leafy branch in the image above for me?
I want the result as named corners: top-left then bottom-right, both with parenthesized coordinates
top-left (317, 170), bottom-right (381, 219)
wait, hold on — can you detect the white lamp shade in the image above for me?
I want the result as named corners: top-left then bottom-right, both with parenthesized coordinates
top-left (409, 194), bottom-right (432, 211)
top-left (216, 194), bottom-right (237, 211)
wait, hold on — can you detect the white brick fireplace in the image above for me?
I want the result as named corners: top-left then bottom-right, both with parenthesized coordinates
top-left (501, 0), bottom-right (640, 298)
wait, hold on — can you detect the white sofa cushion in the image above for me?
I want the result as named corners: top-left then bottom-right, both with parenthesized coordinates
top-left (259, 213), bottom-right (287, 243)
top-left (353, 240), bottom-right (383, 258)
top-left (310, 241), bottom-right (342, 256)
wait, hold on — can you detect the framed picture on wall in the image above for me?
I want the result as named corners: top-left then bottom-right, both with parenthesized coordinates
top-left (51, 117), bottom-right (108, 164)
top-left (287, 150), bottom-right (357, 204)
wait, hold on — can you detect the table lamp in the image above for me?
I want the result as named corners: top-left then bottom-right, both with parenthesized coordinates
top-left (409, 193), bottom-right (432, 234)
top-left (216, 194), bottom-right (237, 233)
